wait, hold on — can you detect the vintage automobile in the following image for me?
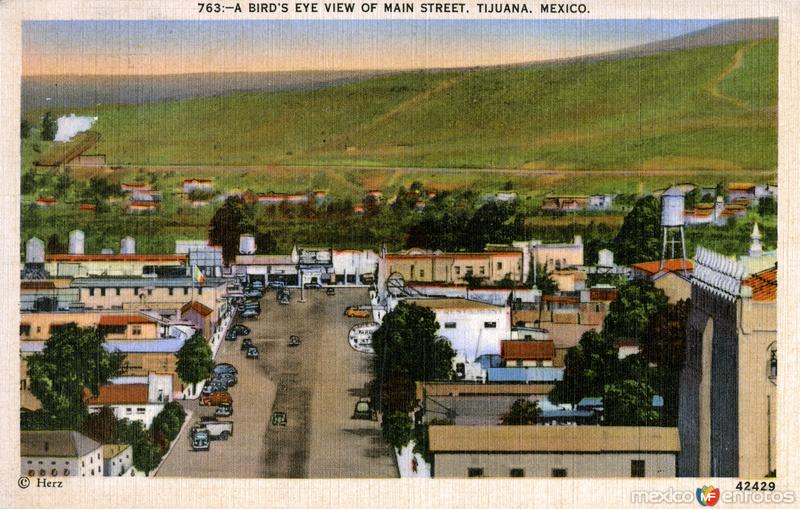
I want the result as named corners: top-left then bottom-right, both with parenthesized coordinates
top-left (200, 391), bottom-right (233, 407)
top-left (344, 306), bottom-right (371, 318)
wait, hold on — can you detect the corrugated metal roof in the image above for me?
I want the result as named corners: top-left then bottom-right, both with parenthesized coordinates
top-left (428, 425), bottom-right (680, 453)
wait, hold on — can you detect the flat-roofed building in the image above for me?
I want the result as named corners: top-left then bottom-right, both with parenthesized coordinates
top-left (20, 311), bottom-right (163, 341)
top-left (429, 425), bottom-right (680, 478)
top-left (387, 250), bottom-right (524, 285)
top-left (44, 254), bottom-right (186, 278)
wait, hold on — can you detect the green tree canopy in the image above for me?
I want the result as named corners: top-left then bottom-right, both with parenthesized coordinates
top-left (641, 298), bottom-right (690, 372)
top-left (758, 196), bottom-right (777, 216)
top-left (209, 196), bottom-right (255, 263)
top-left (528, 263), bottom-right (558, 295)
top-left (41, 111), bottom-right (56, 141)
top-left (550, 330), bottom-right (620, 405)
top-left (85, 406), bottom-right (119, 444)
top-left (603, 379), bottom-right (660, 426)
top-left (27, 323), bottom-right (125, 428)
top-left (612, 195), bottom-right (661, 265)
top-left (117, 420), bottom-right (162, 475)
top-left (175, 331), bottom-right (214, 392)
top-left (501, 398), bottom-right (541, 425)
top-left (602, 279), bottom-right (669, 342)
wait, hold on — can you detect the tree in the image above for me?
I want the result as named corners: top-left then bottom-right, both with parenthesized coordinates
top-left (27, 323), bottom-right (125, 428)
top-left (603, 279), bottom-right (669, 342)
top-left (501, 398), bottom-right (541, 425)
top-left (85, 406), bottom-right (119, 444)
top-left (41, 111), bottom-right (57, 141)
top-left (254, 228), bottom-right (278, 254)
top-left (382, 411), bottom-right (413, 449)
top-left (550, 330), bottom-right (619, 405)
top-left (150, 402), bottom-right (186, 442)
top-left (612, 196), bottom-right (661, 265)
top-left (641, 299), bottom-right (690, 372)
top-left (208, 196), bottom-right (255, 263)
top-left (55, 168), bottom-right (72, 199)
top-left (21, 119), bottom-right (31, 138)
top-left (463, 202), bottom-right (515, 251)
top-left (46, 233), bottom-right (67, 254)
top-left (603, 379), bottom-right (660, 426)
top-left (21, 169), bottom-right (37, 195)
top-left (758, 196), bottom-right (777, 216)
top-left (372, 302), bottom-right (455, 412)
top-left (528, 263), bottom-right (558, 295)
top-left (175, 331), bottom-right (213, 393)
top-left (684, 188), bottom-right (701, 209)
top-left (117, 420), bottom-right (162, 475)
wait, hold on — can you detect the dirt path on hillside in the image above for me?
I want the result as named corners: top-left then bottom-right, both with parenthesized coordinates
top-left (704, 42), bottom-right (756, 111)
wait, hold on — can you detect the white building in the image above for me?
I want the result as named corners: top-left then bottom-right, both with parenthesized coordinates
top-left (512, 236), bottom-right (584, 278)
top-left (402, 298), bottom-right (511, 361)
top-left (103, 444), bottom-right (134, 477)
top-left (21, 430), bottom-right (104, 477)
top-left (85, 373), bottom-right (173, 428)
top-left (332, 249), bottom-right (379, 285)
top-left (588, 194), bottom-right (614, 210)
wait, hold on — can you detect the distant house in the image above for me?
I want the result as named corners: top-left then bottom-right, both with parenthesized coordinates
top-left (21, 430), bottom-right (104, 477)
top-left (500, 339), bottom-right (555, 367)
top-left (34, 196), bottom-right (57, 207)
top-left (365, 190), bottom-right (384, 200)
top-left (727, 182), bottom-right (757, 202)
top-left (179, 300), bottom-right (214, 337)
top-left (131, 189), bottom-right (161, 202)
top-left (542, 195), bottom-right (589, 211)
top-left (120, 182), bottom-right (150, 193)
top-left (428, 425), bottom-right (680, 477)
top-left (127, 201), bottom-right (159, 213)
top-left (495, 192), bottom-right (517, 203)
top-left (630, 259), bottom-right (693, 303)
top-left (414, 200), bottom-right (427, 211)
top-left (352, 204), bottom-right (365, 215)
top-left (257, 193), bottom-right (285, 205)
top-left (588, 194), bottom-right (614, 210)
top-left (182, 178), bottom-right (214, 194)
top-left (78, 203), bottom-right (97, 213)
top-left (313, 190), bottom-right (329, 205)
top-left (84, 373), bottom-right (173, 428)
top-left (285, 193), bottom-right (309, 204)
top-left (103, 444), bottom-right (134, 477)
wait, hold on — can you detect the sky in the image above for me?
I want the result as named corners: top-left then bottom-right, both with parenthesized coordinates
top-left (22, 19), bottom-right (722, 75)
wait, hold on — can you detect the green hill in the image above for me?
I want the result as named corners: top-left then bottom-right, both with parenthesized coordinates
top-left (66, 39), bottom-right (777, 171)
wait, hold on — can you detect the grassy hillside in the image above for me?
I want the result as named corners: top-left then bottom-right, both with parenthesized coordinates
top-left (44, 39), bottom-right (776, 171)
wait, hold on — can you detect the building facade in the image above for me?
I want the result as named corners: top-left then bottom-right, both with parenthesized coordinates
top-left (21, 431), bottom-right (104, 477)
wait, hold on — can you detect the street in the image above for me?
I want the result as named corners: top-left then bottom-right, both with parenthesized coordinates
top-left (157, 287), bottom-right (397, 478)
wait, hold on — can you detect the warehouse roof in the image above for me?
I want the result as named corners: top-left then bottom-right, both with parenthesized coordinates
top-left (404, 298), bottom-right (504, 311)
top-left (21, 430), bottom-right (101, 458)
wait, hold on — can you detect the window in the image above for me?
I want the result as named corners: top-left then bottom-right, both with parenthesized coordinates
top-left (100, 288), bottom-right (106, 297)
top-left (184, 288), bottom-right (189, 295)
top-left (131, 326), bottom-right (142, 336)
top-left (497, 262), bottom-right (503, 270)
top-left (126, 408), bottom-right (132, 414)
top-left (479, 266), bottom-right (485, 275)
top-left (484, 322), bottom-right (497, 328)
top-left (198, 287), bottom-right (203, 295)
top-left (89, 288), bottom-right (95, 297)
top-left (168, 288), bottom-right (174, 296)
top-left (147, 289), bottom-right (153, 296)
top-left (91, 469), bottom-right (94, 476)
top-left (419, 270), bottom-right (425, 278)
top-left (136, 407), bottom-right (146, 414)
top-left (27, 470), bottom-right (35, 477)
top-left (631, 460), bottom-right (645, 478)
top-left (134, 288), bottom-right (139, 296)
top-left (510, 468), bottom-right (524, 477)
top-left (36, 326), bottom-right (41, 333)
top-left (90, 456), bottom-right (93, 464)
top-left (63, 469), bottom-right (69, 476)
top-left (467, 468), bottom-right (484, 478)
top-left (20, 324), bottom-right (31, 336)
top-left (551, 468), bottom-right (567, 477)
top-left (444, 322), bottom-right (457, 329)
top-left (39, 469), bottom-right (45, 477)
top-left (465, 266), bottom-right (474, 275)
top-left (115, 288), bottom-right (121, 296)
top-left (51, 469), bottom-right (57, 476)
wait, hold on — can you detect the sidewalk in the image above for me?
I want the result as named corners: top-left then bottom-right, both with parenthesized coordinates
top-left (179, 308), bottom-right (236, 400)
top-left (395, 441), bottom-right (431, 478)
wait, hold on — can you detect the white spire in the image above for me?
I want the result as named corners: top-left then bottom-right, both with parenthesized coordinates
top-left (749, 223), bottom-right (763, 258)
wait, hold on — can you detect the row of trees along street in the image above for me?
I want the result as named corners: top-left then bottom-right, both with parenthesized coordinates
top-left (22, 324), bottom-right (211, 475)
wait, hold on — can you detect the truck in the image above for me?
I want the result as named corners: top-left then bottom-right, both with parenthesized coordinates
top-left (196, 419), bottom-right (234, 440)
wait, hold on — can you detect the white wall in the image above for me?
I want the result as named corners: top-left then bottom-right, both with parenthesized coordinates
top-left (434, 307), bottom-right (511, 361)
top-left (89, 403), bottom-right (165, 429)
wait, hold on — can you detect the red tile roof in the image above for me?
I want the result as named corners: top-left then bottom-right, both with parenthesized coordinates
top-left (84, 384), bottom-right (149, 405)
top-left (743, 266), bottom-right (777, 302)
top-left (98, 314), bottom-right (156, 326)
top-left (180, 300), bottom-right (213, 317)
top-left (631, 259), bottom-right (694, 276)
top-left (79, 204), bottom-right (97, 211)
top-left (501, 340), bottom-right (555, 361)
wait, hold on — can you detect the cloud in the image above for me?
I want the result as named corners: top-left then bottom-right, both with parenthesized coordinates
top-left (55, 114), bottom-right (97, 142)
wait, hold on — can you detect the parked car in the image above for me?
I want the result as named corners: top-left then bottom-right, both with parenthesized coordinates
top-left (288, 335), bottom-right (302, 347)
top-left (345, 306), bottom-right (371, 318)
top-left (202, 380), bottom-right (227, 396)
top-left (240, 338), bottom-right (254, 351)
top-left (246, 346), bottom-right (260, 359)
top-left (225, 330), bottom-right (238, 341)
top-left (251, 280), bottom-right (264, 289)
top-left (191, 428), bottom-right (210, 451)
top-left (241, 309), bottom-right (259, 319)
top-left (215, 403), bottom-right (233, 417)
top-left (267, 281), bottom-right (286, 289)
top-left (213, 373), bottom-right (237, 387)
top-left (200, 391), bottom-right (232, 406)
top-left (245, 290), bottom-right (263, 299)
top-left (326, 287), bottom-right (336, 296)
top-left (213, 363), bottom-right (237, 376)
top-left (303, 282), bottom-right (322, 289)
top-left (196, 419), bottom-right (233, 441)
top-left (352, 398), bottom-right (377, 420)
top-left (230, 324), bottom-right (251, 336)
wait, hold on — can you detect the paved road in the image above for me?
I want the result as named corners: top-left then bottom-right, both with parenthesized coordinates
top-left (158, 287), bottom-right (396, 478)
